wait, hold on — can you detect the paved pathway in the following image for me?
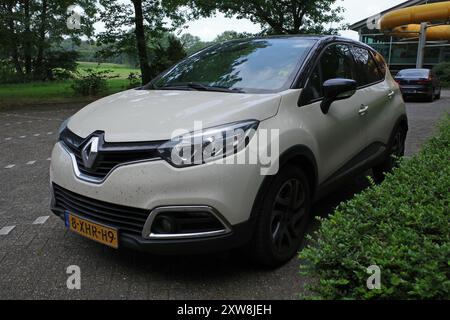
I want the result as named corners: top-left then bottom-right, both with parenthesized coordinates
top-left (0, 92), bottom-right (448, 299)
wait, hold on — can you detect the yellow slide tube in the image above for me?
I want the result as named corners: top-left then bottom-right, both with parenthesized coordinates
top-left (391, 24), bottom-right (450, 41)
top-left (379, 1), bottom-right (450, 30)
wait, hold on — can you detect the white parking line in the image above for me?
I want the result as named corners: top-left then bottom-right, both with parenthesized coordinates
top-left (33, 216), bottom-right (50, 225)
top-left (0, 112), bottom-right (64, 122)
top-left (0, 226), bottom-right (15, 235)
top-left (4, 164), bottom-right (15, 169)
top-left (26, 161), bottom-right (36, 165)
top-left (3, 133), bottom-right (57, 140)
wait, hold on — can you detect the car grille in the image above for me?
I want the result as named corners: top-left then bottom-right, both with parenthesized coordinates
top-left (60, 129), bottom-right (165, 180)
top-left (53, 184), bottom-right (150, 235)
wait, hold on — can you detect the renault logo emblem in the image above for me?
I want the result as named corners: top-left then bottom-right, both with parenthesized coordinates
top-left (81, 137), bottom-right (99, 169)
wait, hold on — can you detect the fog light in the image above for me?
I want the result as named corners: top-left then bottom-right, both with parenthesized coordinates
top-left (143, 206), bottom-right (232, 239)
top-left (152, 215), bottom-right (177, 234)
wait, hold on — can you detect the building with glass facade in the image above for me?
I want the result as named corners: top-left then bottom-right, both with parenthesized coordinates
top-left (349, 0), bottom-right (450, 73)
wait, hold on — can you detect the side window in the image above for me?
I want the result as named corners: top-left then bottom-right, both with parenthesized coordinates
top-left (304, 65), bottom-right (322, 101)
top-left (320, 44), bottom-right (355, 82)
top-left (373, 51), bottom-right (387, 79)
top-left (303, 44), bottom-right (355, 103)
top-left (350, 46), bottom-right (383, 86)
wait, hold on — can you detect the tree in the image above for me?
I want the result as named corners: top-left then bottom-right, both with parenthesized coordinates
top-left (180, 33), bottom-right (206, 54)
top-left (131, 0), bottom-right (152, 83)
top-left (180, 31), bottom-right (253, 56)
top-left (0, 0), bottom-right (96, 81)
top-left (189, 0), bottom-right (346, 35)
top-left (150, 34), bottom-right (186, 77)
top-left (213, 30), bottom-right (253, 42)
top-left (0, 0), bottom-right (24, 75)
top-left (98, 0), bottom-right (187, 84)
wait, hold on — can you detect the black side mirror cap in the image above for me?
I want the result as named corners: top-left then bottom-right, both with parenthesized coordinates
top-left (321, 78), bottom-right (357, 114)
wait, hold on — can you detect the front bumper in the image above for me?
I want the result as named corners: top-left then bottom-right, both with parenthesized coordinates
top-left (51, 204), bottom-right (253, 255)
top-left (50, 142), bottom-right (263, 253)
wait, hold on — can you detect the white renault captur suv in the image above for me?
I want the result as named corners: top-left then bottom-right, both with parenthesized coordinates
top-left (50, 36), bottom-right (407, 267)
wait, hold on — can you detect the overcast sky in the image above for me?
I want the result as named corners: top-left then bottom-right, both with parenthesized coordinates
top-left (91, 0), bottom-right (407, 40)
top-left (178, 0), bottom-right (407, 41)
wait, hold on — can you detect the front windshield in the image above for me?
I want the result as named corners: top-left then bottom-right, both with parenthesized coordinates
top-left (151, 38), bottom-right (317, 93)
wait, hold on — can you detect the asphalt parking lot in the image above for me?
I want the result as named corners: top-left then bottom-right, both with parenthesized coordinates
top-left (0, 91), bottom-right (449, 300)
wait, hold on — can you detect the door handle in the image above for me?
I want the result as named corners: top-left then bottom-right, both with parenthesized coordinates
top-left (359, 105), bottom-right (369, 116)
top-left (387, 90), bottom-right (395, 99)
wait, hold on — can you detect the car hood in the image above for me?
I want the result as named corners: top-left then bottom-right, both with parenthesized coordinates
top-left (68, 89), bottom-right (282, 142)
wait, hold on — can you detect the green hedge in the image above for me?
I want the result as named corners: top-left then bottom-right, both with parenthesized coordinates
top-left (299, 117), bottom-right (450, 299)
top-left (433, 62), bottom-right (450, 88)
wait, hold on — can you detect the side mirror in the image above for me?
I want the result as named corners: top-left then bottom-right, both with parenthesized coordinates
top-left (320, 79), bottom-right (357, 114)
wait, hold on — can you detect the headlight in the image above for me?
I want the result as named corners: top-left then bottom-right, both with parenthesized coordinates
top-left (158, 120), bottom-right (259, 167)
top-left (58, 117), bottom-right (71, 136)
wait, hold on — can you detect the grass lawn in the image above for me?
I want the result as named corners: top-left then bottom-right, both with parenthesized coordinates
top-left (0, 62), bottom-right (140, 107)
top-left (77, 61), bottom-right (140, 79)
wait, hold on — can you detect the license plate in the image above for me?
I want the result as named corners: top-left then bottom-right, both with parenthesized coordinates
top-left (65, 212), bottom-right (119, 249)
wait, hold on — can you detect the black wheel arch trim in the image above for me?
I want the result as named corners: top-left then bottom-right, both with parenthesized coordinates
top-left (248, 145), bottom-right (318, 226)
top-left (386, 114), bottom-right (409, 150)
top-left (393, 114), bottom-right (409, 133)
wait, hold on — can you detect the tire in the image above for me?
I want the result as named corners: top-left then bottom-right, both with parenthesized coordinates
top-left (249, 165), bottom-right (311, 268)
top-left (427, 91), bottom-right (434, 102)
top-left (435, 88), bottom-right (441, 100)
top-left (373, 126), bottom-right (406, 183)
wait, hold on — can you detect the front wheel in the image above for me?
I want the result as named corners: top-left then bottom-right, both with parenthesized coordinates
top-left (373, 126), bottom-right (406, 182)
top-left (250, 165), bottom-right (311, 268)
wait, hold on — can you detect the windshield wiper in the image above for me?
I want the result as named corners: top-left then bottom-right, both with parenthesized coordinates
top-left (156, 82), bottom-right (244, 93)
top-left (187, 82), bottom-right (245, 93)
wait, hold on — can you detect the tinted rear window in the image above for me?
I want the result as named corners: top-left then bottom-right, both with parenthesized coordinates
top-left (350, 46), bottom-right (384, 86)
top-left (397, 69), bottom-right (430, 77)
top-left (373, 52), bottom-right (387, 78)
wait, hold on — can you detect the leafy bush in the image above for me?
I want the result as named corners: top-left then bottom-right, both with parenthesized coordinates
top-left (127, 72), bottom-right (142, 89)
top-left (433, 62), bottom-right (450, 88)
top-left (0, 61), bottom-right (25, 84)
top-left (71, 69), bottom-right (117, 96)
top-left (0, 50), bottom-right (78, 83)
top-left (52, 68), bottom-right (75, 81)
top-left (299, 117), bottom-right (450, 299)
top-left (40, 50), bottom-right (79, 81)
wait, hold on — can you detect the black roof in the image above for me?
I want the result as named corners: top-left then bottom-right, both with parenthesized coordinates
top-left (235, 34), bottom-right (327, 41)
top-left (238, 34), bottom-right (362, 44)
top-left (224, 35), bottom-right (376, 52)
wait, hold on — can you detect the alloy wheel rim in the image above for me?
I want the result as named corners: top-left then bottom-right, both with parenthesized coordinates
top-left (390, 130), bottom-right (405, 165)
top-left (270, 178), bottom-right (307, 254)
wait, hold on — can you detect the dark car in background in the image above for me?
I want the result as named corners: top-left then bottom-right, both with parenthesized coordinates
top-left (395, 68), bottom-right (441, 102)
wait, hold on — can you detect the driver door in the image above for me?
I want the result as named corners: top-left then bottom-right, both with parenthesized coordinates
top-left (298, 43), bottom-right (367, 183)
